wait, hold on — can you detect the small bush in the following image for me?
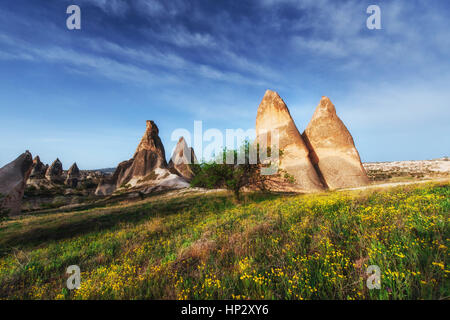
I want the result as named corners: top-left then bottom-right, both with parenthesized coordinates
top-left (137, 171), bottom-right (158, 184)
top-left (119, 183), bottom-right (132, 191)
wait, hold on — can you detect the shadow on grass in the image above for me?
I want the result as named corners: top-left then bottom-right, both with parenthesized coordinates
top-left (0, 191), bottom-right (286, 258)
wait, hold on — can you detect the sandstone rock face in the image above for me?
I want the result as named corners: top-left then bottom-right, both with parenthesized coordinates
top-left (0, 151), bottom-right (33, 215)
top-left (255, 90), bottom-right (324, 192)
top-left (94, 177), bottom-right (117, 196)
top-left (94, 160), bottom-right (133, 196)
top-left (168, 137), bottom-right (197, 181)
top-left (95, 121), bottom-right (189, 196)
top-left (302, 97), bottom-right (369, 189)
top-left (29, 156), bottom-right (48, 180)
top-left (45, 158), bottom-right (63, 183)
top-left (116, 120), bottom-right (168, 187)
top-left (65, 163), bottom-right (80, 188)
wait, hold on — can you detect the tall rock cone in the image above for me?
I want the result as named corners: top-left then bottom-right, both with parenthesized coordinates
top-left (29, 156), bottom-right (47, 180)
top-left (115, 120), bottom-right (168, 186)
top-left (95, 121), bottom-right (189, 196)
top-left (168, 137), bottom-right (197, 181)
top-left (302, 97), bottom-right (369, 189)
top-left (0, 151), bottom-right (33, 215)
top-left (45, 158), bottom-right (63, 183)
top-left (255, 90), bottom-right (324, 192)
top-left (65, 163), bottom-right (80, 188)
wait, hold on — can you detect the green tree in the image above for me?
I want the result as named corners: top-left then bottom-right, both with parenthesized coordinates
top-left (190, 141), bottom-right (285, 201)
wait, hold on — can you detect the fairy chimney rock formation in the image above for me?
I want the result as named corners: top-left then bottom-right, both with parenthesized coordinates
top-left (255, 90), bottom-right (324, 192)
top-left (45, 158), bottom-right (63, 183)
top-left (95, 121), bottom-right (189, 196)
top-left (29, 156), bottom-right (48, 180)
top-left (0, 151), bottom-right (34, 215)
top-left (302, 96), bottom-right (369, 189)
top-left (168, 137), bottom-right (197, 181)
top-left (116, 120), bottom-right (168, 186)
top-left (65, 162), bottom-right (80, 187)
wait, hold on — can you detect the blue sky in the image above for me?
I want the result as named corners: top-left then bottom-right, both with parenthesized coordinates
top-left (0, 0), bottom-right (449, 169)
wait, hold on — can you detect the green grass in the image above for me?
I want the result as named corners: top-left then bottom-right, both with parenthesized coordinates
top-left (0, 182), bottom-right (448, 300)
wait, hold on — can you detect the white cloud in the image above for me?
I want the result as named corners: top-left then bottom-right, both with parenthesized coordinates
top-left (85, 38), bottom-right (272, 86)
top-left (0, 34), bottom-right (176, 85)
top-left (134, 0), bottom-right (165, 16)
top-left (158, 25), bottom-right (217, 48)
top-left (0, 30), bottom-right (271, 87)
top-left (79, 0), bottom-right (129, 16)
top-left (134, 0), bottom-right (189, 17)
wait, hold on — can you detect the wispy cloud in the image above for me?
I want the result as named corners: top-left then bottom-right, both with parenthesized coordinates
top-left (78, 0), bottom-right (129, 16)
top-left (0, 0), bottom-right (449, 167)
top-left (0, 34), bottom-right (176, 86)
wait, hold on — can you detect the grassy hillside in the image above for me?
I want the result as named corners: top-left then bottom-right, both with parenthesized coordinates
top-left (0, 182), bottom-right (448, 300)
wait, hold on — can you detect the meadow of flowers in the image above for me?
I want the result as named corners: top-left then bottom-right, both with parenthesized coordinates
top-left (0, 181), bottom-right (448, 300)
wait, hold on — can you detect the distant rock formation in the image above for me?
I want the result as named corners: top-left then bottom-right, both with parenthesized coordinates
top-left (255, 90), bottom-right (325, 192)
top-left (94, 177), bottom-right (117, 196)
top-left (95, 160), bottom-right (133, 196)
top-left (45, 158), bottom-right (64, 183)
top-left (302, 97), bottom-right (369, 189)
top-left (0, 151), bottom-right (34, 215)
top-left (27, 156), bottom-right (50, 189)
top-left (29, 156), bottom-right (48, 180)
top-left (95, 121), bottom-right (189, 196)
top-left (168, 137), bottom-right (197, 181)
top-left (65, 162), bottom-right (80, 188)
